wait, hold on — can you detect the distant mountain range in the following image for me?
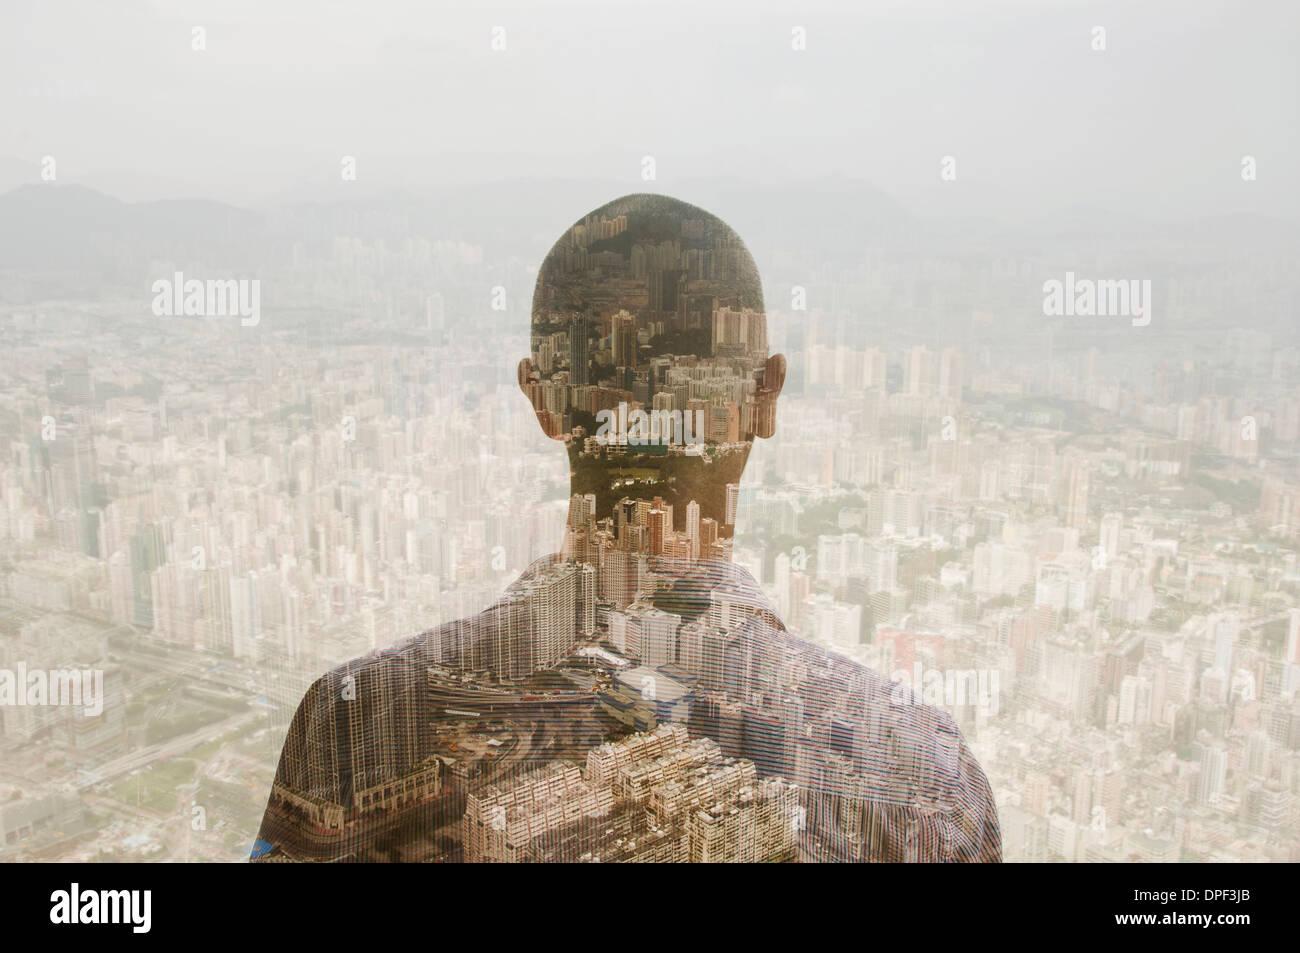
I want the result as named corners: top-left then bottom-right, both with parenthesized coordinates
top-left (0, 184), bottom-right (267, 274)
top-left (0, 177), bottom-right (1292, 279)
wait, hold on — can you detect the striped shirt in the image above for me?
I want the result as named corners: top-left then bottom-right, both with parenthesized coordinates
top-left (254, 555), bottom-right (1001, 862)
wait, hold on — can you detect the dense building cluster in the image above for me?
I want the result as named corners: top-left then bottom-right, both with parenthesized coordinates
top-left (464, 725), bottom-right (798, 863)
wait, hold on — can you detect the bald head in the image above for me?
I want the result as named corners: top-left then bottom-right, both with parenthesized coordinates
top-left (521, 193), bottom-right (782, 440)
top-left (518, 194), bottom-right (785, 552)
top-left (533, 192), bottom-right (764, 332)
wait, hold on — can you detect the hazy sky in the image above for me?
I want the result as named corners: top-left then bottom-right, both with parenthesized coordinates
top-left (2, 0), bottom-right (1297, 222)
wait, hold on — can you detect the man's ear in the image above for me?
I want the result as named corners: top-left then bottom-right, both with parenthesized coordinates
top-left (765, 353), bottom-right (787, 398)
top-left (754, 353), bottom-right (786, 440)
top-left (518, 357), bottom-right (564, 442)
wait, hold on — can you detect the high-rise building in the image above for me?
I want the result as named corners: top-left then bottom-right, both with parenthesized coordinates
top-left (569, 313), bottom-right (591, 387)
top-left (1065, 459), bottom-right (1090, 530)
top-left (648, 508), bottom-right (668, 556)
top-left (904, 345), bottom-right (934, 397)
top-left (612, 310), bottom-right (637, 368)
top-left (700, 518), bottom-right (719, 555)
top-left (937, 347), bottom-right (964, 400)
top-left (470, 561), bottom-right (594, 679)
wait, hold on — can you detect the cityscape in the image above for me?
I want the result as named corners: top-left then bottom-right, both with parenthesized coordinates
top-left (252, 193), bottom-right (999, 862)
top-left (0, 177), bottom-right (1297, 862)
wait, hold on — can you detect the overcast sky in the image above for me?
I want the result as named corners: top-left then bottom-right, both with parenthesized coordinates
top-left (2, 0), bottom-right (1297, 223)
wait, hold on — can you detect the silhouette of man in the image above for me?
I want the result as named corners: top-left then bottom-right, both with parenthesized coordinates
top-left (252, 194), bottom-right (1001, 863)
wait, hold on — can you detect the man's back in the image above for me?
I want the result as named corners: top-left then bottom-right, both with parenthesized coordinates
top-left (255, 194), bottom-right (1001, 863)
top-left (253, 556), bottom-right (1000, 862)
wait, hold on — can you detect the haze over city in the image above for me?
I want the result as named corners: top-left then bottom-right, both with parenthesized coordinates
top-left (0, 0), bottom-right (1297, 866)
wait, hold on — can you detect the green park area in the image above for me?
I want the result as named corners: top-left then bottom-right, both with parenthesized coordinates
top-left (111, 758), bottom-right (199, 814)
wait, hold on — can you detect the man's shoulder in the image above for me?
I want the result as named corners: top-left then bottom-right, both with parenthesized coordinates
top-left (288, 621), bottom-right (453, 725)
top-left (757, 624), bottom-right (974, 800)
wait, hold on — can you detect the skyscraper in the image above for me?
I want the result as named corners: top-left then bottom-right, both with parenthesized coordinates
top-left (569, 313), bottom-right (591, 387)
top-left (725, 483), bottom-right (739, 526)
top-left (612, 310), bottom-right (637, 369)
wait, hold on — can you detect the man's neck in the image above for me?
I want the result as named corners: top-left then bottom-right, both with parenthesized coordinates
top-left (561, 499), bottom-right (736, 567)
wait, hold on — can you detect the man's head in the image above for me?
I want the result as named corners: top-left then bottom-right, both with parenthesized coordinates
top-left (518, 194), bottom-right (784, 559)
